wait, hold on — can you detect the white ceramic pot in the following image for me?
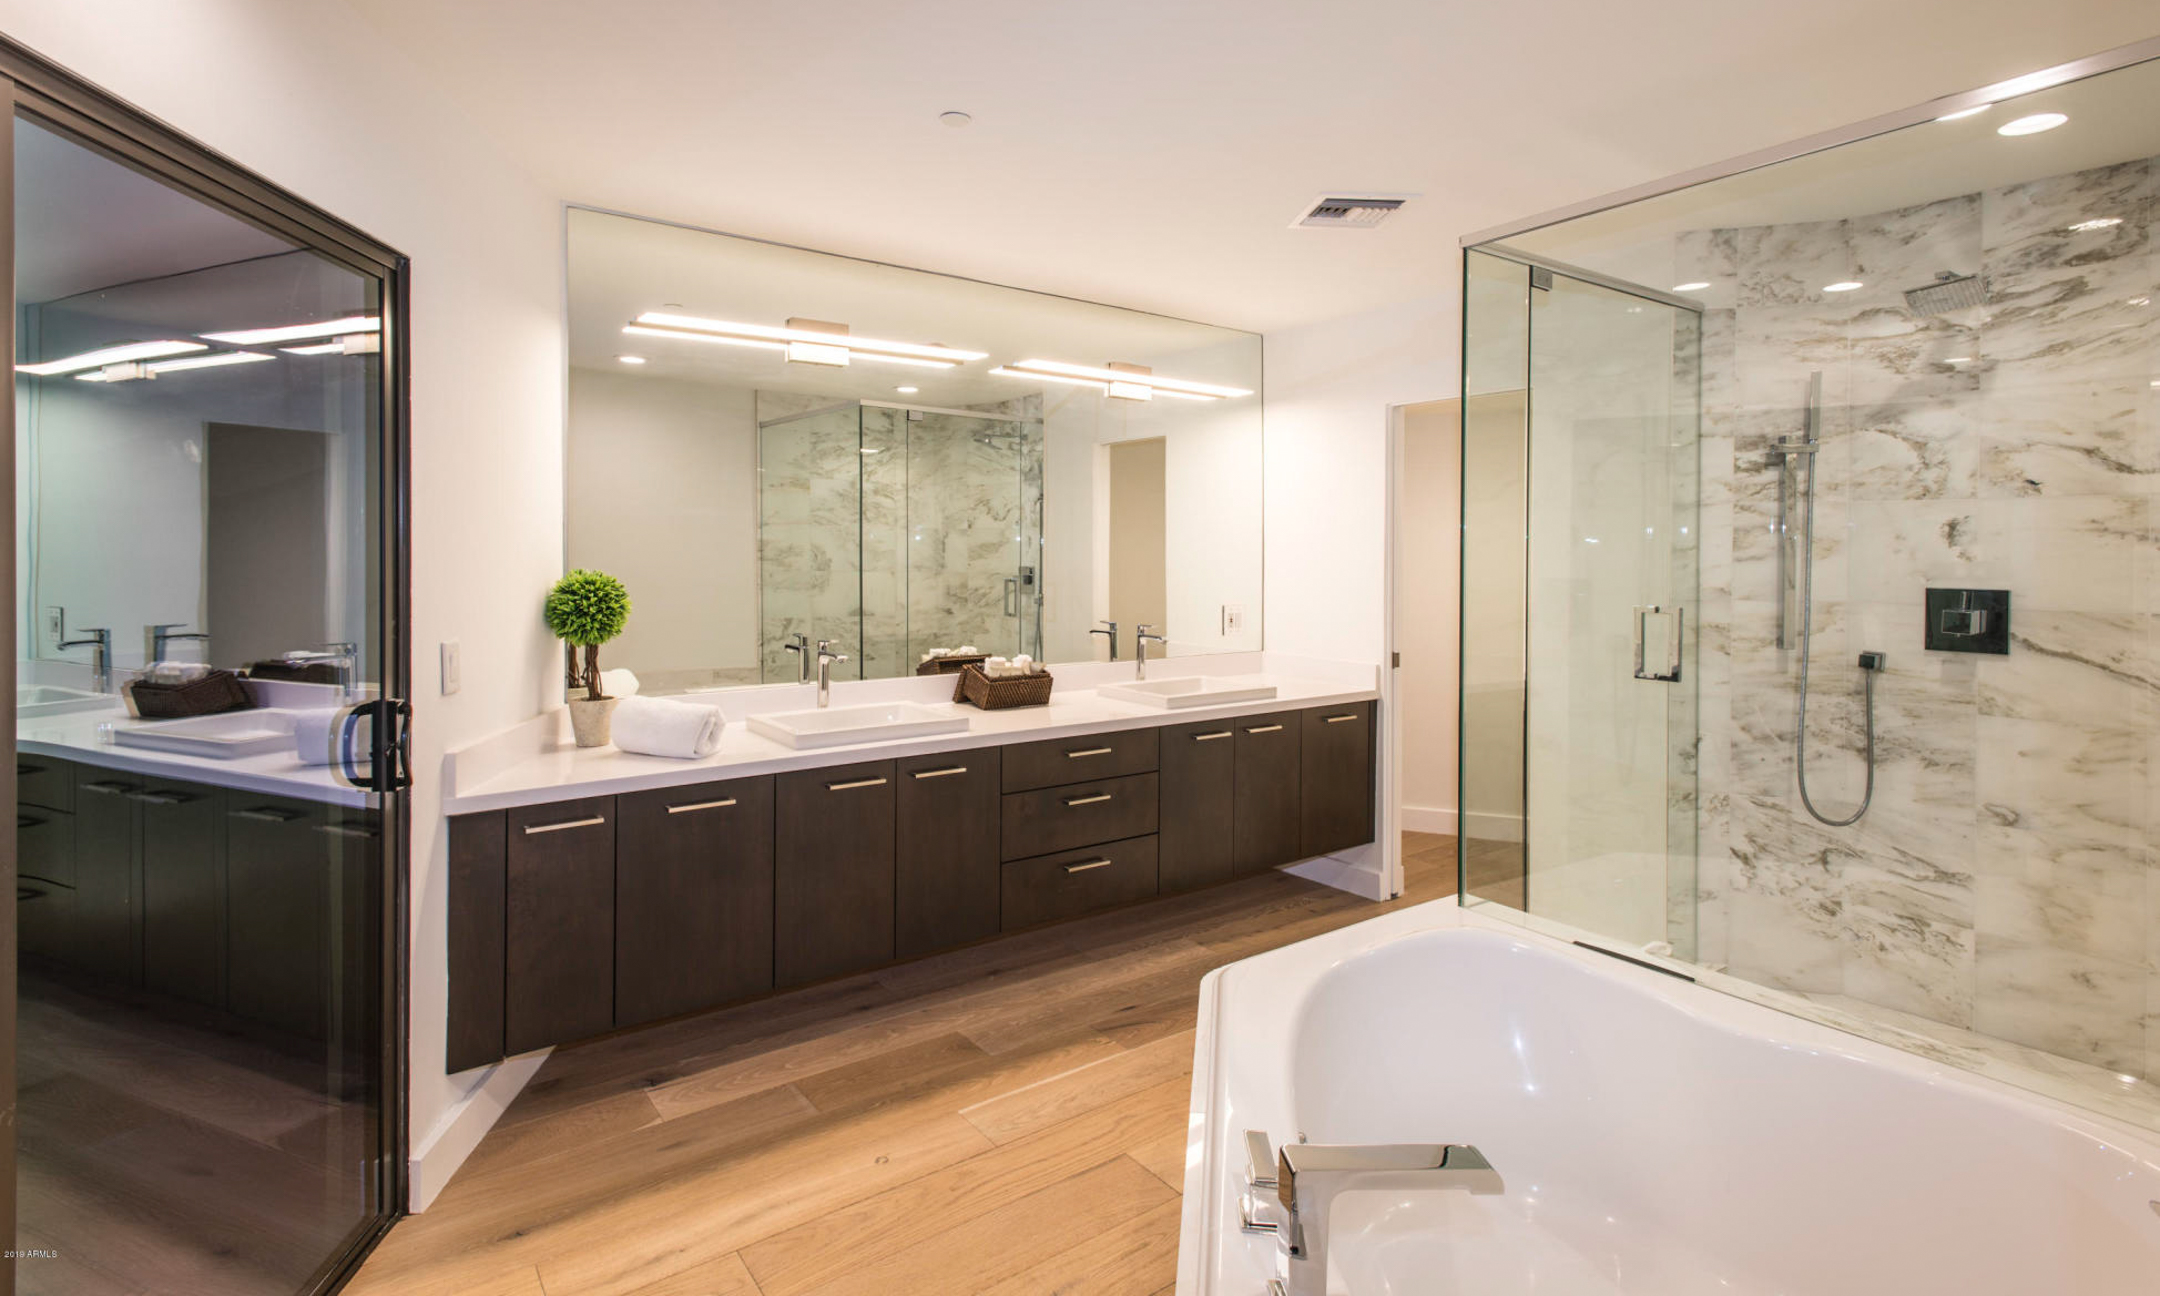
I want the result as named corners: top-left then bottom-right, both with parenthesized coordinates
top-left (567, 695), bottom-right (620, 747)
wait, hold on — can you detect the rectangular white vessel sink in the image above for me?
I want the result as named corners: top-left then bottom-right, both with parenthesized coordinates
top-left (114, 709), bottom-right (301, 759)
top-left (748, 702), bottom-right (969, 750)
top-left (1097, 677), bottom-right (1279, 709)
top-left (16, 685), bottom-right (117, 718)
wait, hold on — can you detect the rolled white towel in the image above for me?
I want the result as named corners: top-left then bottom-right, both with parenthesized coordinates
top-left (599, 668), bottom-right (641, 698)
top-left (292, 707), bottom-right (368, 766)
top-left (610, 695), bottom-right (723, 759)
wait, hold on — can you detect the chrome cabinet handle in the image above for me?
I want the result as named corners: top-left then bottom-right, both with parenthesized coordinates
top-left (83, 780), bottom-right (136, 796)
top-left (319, 822), bottom-right (380, 839)
top-left (827, 777), bottom-right (888, 791)
top-left (128, 790), bottom-right (198, 806)
top-left (1632, 605), bottom-right (1685, 682)
top-left (1191, 730), bottom-right (1232, 741)
top-left (1323, 713), bottom-right (1359, 723)
top-left (1062, 857), bottom-right (1113, 874)
top-left (232, 807), bottom-right (305, 823)
top-left (911, 766), bottom-right (968, 780)
top-left (1065, 746), bottom-right (1113, 759)
top-left (1063, 792), bottom-right (1113, 807)
top-left (666, 797), bottom-right (736, 814)
top-left (1244, 724), bottom-right (1283, 734)
top-left (18, 815), bottom-right (44, 830)
top-left (524, 815), bottom-right (606, 835)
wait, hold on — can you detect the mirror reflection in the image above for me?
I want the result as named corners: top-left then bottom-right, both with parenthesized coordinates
top-left (565, 209), bottom-right (1263, 692)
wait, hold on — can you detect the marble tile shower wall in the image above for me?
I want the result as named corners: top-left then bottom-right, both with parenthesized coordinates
top-left (1683, 155), bottom-right (2160, 1079)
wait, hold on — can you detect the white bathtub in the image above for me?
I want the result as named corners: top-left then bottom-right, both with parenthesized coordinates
top-left (1178, 902), bottom-right (2160, 1294)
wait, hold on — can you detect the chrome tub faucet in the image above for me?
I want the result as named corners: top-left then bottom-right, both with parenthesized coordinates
top-left (1241, 1130), bottom-right (1503, 1296)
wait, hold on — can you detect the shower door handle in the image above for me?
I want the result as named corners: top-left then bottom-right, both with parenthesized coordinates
top-left (1004, 576), bottom-right (1019, 617)
top-left (1632, 605), bottom-right (1684, 682)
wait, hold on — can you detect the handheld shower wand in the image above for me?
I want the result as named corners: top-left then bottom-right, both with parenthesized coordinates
top-left (1779, 371), bottom-right (1883, 827)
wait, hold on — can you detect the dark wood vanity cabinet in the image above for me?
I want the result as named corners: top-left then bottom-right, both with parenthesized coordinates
top-left (139, 777), bottom-right (226, 1009)
top-left (1232, 711), bottom-right (1303, 876)
top-left (775, 761), bottom-right (896, 987)
top-left (1302, 702), bottom-right (1377, 857)
top-left (447, 698), bottom-right (1379, 1069)
top-left (72, 768), bottom-right (144, 983)
top-left (615, 776), bottom-right (775, 1028)
top-left (504, 796), bottom-right (618, 1055)
top-left (1157, 719), bottom-right (1237, 893)
top-left (896, 750), bottom-right (1002, 959)
top-left (225, 793), bottom-right (334, 1039)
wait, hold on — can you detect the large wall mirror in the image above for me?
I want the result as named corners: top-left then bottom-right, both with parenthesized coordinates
top-left (565, 208), bottom-right (1263, 693)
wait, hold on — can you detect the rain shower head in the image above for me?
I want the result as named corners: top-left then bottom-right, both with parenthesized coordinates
top-left (1904, 271), bottom-right (1988, 315)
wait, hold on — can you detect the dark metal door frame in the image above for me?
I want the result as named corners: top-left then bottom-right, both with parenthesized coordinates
top-left (0, 33), bottom-right (412, 1295)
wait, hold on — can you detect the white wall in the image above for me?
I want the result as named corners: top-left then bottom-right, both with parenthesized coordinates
top-left (566, 368), bottom-right (758, 688)
top-left (0, 0), bottom-right (567, 1207)
top-left (1397, 399), bottom-right (1460, 834)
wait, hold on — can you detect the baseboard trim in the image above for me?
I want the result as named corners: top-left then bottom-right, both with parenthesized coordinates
top-left (1462, 809), bottom-right (1524, 843)
top-left (1400, 804), bottom-right (1458, 835)
top-left (1284, 847), bottom-right (1390, 901)
top-left (407, 1048), bottom-right (550, 1212)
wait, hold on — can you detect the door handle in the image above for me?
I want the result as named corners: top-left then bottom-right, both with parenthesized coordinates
top-left (1322, 713), bottom-right (1359, 724)
top-left (524, 815), bottom-right (606, 835)
top-left (1633, 605), bottom-right (1684, 682)
top-left (666, 797), bottom-right (736, 814)
top-left (332, 696), bottom-right (415, 792)
top-left (826, 776), bottom-right (888, 791)
top-left (1065, 746), bottom-right (1113, 759)
top-left (1062, 857), bottom-right (1114, 874)
top-left (1191, 731), bottom-right (1232, 742)
top-left (1063, 792), bottom-right (1113, 807)
top-left (1243, 724), bottom-right (1283, 734)
top-left (1004, 576), bottom-right (1019, 617)
top-left (911, 766), bottom-right (968, 779)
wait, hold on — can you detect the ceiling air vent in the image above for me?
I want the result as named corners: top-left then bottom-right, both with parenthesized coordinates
top-left (1293, 195), bottom-right (1409, 229)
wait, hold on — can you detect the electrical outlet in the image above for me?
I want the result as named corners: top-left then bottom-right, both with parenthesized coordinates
top-left (1222, 604), bottom-right (1246, 635)
top-left (440, 641), bottom-right (461, 695)
top-left (42, 607), bottom-right (63, 650)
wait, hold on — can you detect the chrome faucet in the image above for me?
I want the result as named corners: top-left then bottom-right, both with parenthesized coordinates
top-left (1242, 1131), bottom-right (1503, 1296)
top-left (58, 627), bottom-right (112, 694)
top-left (283, 642), bottom-right (360, 697)
top-left (782, 631), bottom-right (812, 684)
top-left (815, 640), bottom-right (848, 708)
top-left (147, 623), bottom-right (210, 664)
top-left (1089, 620), bottom-right (1119, 661)
top-left (1134, 624), bottom-right (1166, 680)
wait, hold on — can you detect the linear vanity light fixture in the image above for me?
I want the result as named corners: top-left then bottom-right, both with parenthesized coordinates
top-left (202, 314), bottom-right (380, 345)
top-left (75, 350), bottom-right (276, 381)
top-left (626, 311), bottom-right (987, 369)
top-left (16, 339), bottom-right (207, 376)
top-left (281, 332), bottom-right (382, 356)
top-left (992, 357), bottom-right (1252, 400)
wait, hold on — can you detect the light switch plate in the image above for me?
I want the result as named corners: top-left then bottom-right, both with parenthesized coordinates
top-left (1222, 604), bottom-right (1246, 635)
top-left (440, 641), bottom-right (461, 695)
top-left (41, 607), bottom-right (63, 650)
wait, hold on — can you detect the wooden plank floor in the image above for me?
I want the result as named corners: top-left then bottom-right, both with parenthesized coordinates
top-left (350, 835), bottom-right (1459, 1296)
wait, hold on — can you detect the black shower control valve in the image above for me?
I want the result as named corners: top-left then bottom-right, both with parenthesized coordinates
top-left (1857, 651), bottom-right (1885, 672)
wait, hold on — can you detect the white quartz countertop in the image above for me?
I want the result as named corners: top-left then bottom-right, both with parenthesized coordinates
top-left (447, 668), bottom-right (1378, 816)
top-left (18, 704), bottom-right (371, 809)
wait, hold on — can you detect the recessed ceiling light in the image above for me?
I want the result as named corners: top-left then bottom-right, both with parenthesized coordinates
top-left (2067, 217), bottom-right (2123, 232)
top-left (896, 386), bottom-right (919, 394)
top-left (1998, 112), bottom-right (2067, 136)
top-left (1823, 281), bottom-right (1864, 293)
top-left (1673, 282), bottom-right (1711, 292)
top-left (617, 354), bottom-right (647, 365)
top-left (1935, 104), bottom-right (1990, 122)
top-left (939, 111), bottom-right (972, 128)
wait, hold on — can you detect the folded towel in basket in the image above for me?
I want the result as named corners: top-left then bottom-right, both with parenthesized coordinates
top-left (609, 695), bottom-right (723, 759)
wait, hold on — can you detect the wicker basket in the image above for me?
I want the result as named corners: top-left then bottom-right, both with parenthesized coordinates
top-left (127, 669), bottom-right (256, 719)
top-left (952, 664), bottom-right (1054, 710)
top-left (916, 653), bottom-right (989, 677)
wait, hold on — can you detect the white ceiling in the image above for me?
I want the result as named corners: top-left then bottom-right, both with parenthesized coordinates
top-left (345, 0), bottom-right (2158, 333)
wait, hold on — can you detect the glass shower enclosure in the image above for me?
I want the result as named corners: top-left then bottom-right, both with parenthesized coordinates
top-left (758, 399), bottom-right (1044, 680)
top-left (1461, 42), bottom-right (2160, 1135)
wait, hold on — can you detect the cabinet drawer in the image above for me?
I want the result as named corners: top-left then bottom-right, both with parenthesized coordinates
top-left (18, 875), bottom-right (76, 963)
top-left (1002, 771), bottom-right (1158, 861)
top-left (1002, 727), bottom-right (1158, 793)
top-left (18, 756), bottom-right (72, 812)
top-left (505, 795), bottom-right (617, 1054)
top-left (18, 807), bottom-right (75, 887)
top-left (1002, 835), bottom-right (1158, 931)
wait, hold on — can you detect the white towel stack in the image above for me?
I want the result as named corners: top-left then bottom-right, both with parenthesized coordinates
top-left (292, 708), bottom-right (367, 766)
top-left (610, 695), bottom-right (724, 759)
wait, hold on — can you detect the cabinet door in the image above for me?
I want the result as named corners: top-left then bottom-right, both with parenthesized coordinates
top-left (615, 776), bottom-right (774, 1028)
top-left (1232, 711), bottom-right (1303, 876)
top-left (137, 777), bottom-right (223, 1008)
top-left (447, 811), bottom-right (508, 1073)
top-left (1159, 719), bottom-right (1236, 893)
top-left (225, 795), bottom-right (333, 1038)
top-left (895, 749), bottom-right (1001, 959)
top-left (504, 796), bottom-right (617, 1054)
top-left (72, 770), bottom-right (142, 983)
top-left (17, 876), bottom-right (76, 964)
top-left (1302, 702), bottom-right (1377, 857)
top-left (18, 806), bottom-right (75, 888)
top-left (18, 754), bottom-right (73, 812)
top-left (775, 761), bottom-right (895, 987)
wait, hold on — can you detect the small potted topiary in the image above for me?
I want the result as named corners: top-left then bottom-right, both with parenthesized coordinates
top-left (545, 568), bottom-right (631, 747)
